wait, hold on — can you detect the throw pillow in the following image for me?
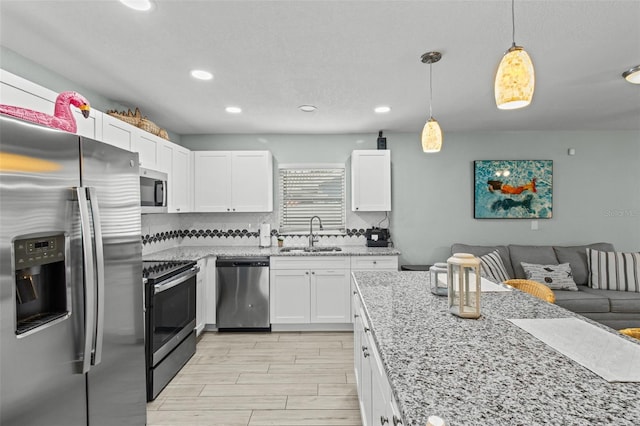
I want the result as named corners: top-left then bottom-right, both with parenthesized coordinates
top-left (479, 250), bottom-right (511, 283)
top-left (586, 249), bottom-right (640, 292)
top-left (520, 262), bottom-right (578, 291)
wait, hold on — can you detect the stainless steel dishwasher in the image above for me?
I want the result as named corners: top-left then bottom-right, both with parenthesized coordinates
top-left (216, 257), bottom-right (270, 331)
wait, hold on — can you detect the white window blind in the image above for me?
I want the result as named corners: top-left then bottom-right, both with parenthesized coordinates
top-left (279, 166), bottom-right (346, 233)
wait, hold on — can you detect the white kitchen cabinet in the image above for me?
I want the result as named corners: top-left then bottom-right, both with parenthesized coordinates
top-left (193, 151), bottom-right (273, 212)
top-left (351, 150), bottom-right (391, 212)
top-left (354, 291), bottom-right (403, 426)
top-left (196, 258), bottom-right (207, 337)
top-left (270, 256), bottom-right (350, 325)
top-left (350, 255), bottom-right (398, 271)
top-left (157, 141), bottom-right (192, 213)
top-left (131, 131), bottom-right (166, 170)
top-left (102, 113), bottom-right (135, 151)
top-left (269, 269), bottom-right (311, 323)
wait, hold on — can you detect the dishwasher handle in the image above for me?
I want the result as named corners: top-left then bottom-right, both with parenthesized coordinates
top-left (216, 257), bottom-right (270, 268)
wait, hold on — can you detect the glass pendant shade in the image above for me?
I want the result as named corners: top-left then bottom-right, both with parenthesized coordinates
top-left (421, 118), bottom-right (442, 153)
top-left (495, 45), bottom-right (535, 110)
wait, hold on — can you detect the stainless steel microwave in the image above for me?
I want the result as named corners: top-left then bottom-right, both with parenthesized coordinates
top-left (140, 167), bottom-right (168, 213)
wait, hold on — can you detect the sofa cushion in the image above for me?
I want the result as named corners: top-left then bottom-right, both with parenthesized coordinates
top-left (580, 287), bottom-right (640, 314)
top-left (451, 244), bottom-right (514, 278)
top-left (521, 262), bottom-right (578, 291)
top-left (553, 243), bottom-right (615, 285)
top-left (479, 250), bottom-right (510, 283)
top-left (509, 245), bottom-right (558, 279)
top-left (587, 249), bottom-right (640, 292)
top-left (553, 286), bottom-right (610, 313)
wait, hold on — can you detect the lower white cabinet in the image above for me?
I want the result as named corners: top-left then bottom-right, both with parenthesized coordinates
top-left (270, 256), bottom-right (350, 325)
top-left (353, 292), bottom-right (403, 426)
top-left (350, 255), bottom-right (398, 323)
top-left (196, 256), bottom-right (217, 335)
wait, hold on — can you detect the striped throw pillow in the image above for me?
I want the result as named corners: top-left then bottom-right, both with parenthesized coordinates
top-left (587, 249), bottom-right (640, 292)
top-left (479, 250), bottom-right (511, 283)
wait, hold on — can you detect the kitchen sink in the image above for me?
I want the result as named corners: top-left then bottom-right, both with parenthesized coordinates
top-left (279, 246), bottom-right (342, 253)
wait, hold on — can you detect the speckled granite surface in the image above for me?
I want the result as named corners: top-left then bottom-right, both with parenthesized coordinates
top-left (352, 271), bottom-right (640, 426)
top-left (143, 245), bottom-right (400, 261)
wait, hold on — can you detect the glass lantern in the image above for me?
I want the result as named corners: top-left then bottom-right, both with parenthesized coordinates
top-left (447, 253), bottom-right (481, 319)
top-left (429, 262), bottom-right (448, 296)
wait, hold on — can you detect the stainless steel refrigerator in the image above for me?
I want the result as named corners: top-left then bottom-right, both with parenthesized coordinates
top-left (0, 116), bottom-right (146, 425)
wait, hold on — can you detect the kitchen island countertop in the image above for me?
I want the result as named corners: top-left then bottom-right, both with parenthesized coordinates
top-left (352, 271), bottom-right (640, 426)
top-left (143, 245), bottom-right (400, 261)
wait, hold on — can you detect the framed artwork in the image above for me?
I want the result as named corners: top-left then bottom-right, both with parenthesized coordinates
top-left (474, 160), bottom-right (553, 219)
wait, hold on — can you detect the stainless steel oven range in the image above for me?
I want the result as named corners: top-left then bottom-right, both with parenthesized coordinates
top-left (143, 260), bottom-right (198, 401)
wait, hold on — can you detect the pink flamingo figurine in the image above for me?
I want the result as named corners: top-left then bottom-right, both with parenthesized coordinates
top-left (0, 91), bottom-right (90, 134)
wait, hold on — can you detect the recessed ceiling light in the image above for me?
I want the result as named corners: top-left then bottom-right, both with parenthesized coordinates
top-left (298, 105), bottom-right (317, 112)
top-left (622, 65), bottom-right (640, 84)
top-left (190, 70), bottom-right (213, 81)
top-left (225, 106), bottom-right (242, 114)
top-left (119, 0), bottom-right (153, 11)
top-left (374, 106), bottom-right (391, 113)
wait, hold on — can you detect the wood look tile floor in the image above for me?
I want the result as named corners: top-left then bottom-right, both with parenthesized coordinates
top-left (147, 331), bottom-right (362, 426)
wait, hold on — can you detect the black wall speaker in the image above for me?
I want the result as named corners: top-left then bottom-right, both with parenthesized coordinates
top-left (377, 131), bottom-right (387, 149)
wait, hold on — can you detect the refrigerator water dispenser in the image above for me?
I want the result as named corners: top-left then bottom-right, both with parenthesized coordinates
top-left (13, 234), bottom-right (69, 336)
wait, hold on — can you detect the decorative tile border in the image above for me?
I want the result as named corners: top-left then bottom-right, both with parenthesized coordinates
top-left (142, 228), bottom-right (368, 245)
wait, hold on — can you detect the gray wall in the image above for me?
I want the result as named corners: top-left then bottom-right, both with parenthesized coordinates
top-left (183, 131), bottom-right (640, 265)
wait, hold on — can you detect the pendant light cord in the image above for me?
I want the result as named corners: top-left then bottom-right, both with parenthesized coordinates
top-left (429, 61), bottom-right (433, 118)
top-left (511, 0), bottom-right (516, 47)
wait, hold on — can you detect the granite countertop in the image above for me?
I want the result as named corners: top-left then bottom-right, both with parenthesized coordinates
top-left (142, 245), bottom-right (401, 261)
top-left (352, 271), bottom-right (640, 426)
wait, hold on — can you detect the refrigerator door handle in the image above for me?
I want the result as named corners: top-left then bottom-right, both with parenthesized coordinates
top-left (77, 187), bottom-right (96, 374)
top-left (87, 187), bottom-right (105, 366)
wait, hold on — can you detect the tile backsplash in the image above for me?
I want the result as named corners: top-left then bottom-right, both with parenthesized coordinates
top-left (141, 211), bottom-right (387, 256)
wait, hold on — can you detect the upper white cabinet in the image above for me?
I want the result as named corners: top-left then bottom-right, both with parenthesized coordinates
top-left (193, 151), bottom-right (273, 212)
top-left (102, 113), bottom-right (135, 151)
top-left (351, 150), bottom-right (391, 212)
top-left (131, 131), bottom-right (165, 170)
top-left (158, 142), bottom-right (191, 213)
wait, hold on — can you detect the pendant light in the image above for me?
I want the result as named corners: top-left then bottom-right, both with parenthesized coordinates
top-left (494, 0), bottom-right (535, 110)
top-left (421, 51), bottom-right (443, 153)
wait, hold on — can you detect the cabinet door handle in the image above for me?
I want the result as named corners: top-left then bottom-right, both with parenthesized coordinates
top-left (361, 345), bottom-right (367, 352)
top-left (305, 271), bottom-right (309, 275)
top-left (373, 261), bottom-right (377, 264)
top-left (354, 314), bottom-right (359, 318)
top-left (393, 415), bottom-right (403, 425)
top-left (363, 350), bottom-right (370, 358)
top-left (380, 416), bottom-right (389, 425)
top-left (364, 326), bottom-right (370, 333)
top-left (353, 290), bottom-right (357, 295)
top-left (311, 271), bottom-right (315, 275)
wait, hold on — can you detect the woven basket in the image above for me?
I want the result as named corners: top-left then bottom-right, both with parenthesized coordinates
top-left (106, 108), bottom-right (142, 126)
top-left (138, 117), bottom-right (161, 135)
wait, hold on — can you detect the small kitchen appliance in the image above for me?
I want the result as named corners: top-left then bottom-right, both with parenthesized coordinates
top-left (365, 227), bottom-right (390, 247)
top-left (259, 223), bottom-right (271, 247)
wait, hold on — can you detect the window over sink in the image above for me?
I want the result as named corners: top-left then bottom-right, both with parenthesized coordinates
top-left (278, 164), bottom-right (346, 234)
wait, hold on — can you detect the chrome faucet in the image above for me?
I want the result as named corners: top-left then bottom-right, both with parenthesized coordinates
top-left (308, 216), bottom-right (323, 248)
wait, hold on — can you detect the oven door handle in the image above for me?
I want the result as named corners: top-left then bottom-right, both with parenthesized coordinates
top-left (153, 267), bottom-right (198, 294)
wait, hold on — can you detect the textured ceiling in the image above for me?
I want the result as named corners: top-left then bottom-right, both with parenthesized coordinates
top-left (1, 0), bottom-right (639, 136)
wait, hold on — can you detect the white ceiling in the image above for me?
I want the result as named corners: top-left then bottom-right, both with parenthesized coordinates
top-left (1, 0), bottom-right (639, 136)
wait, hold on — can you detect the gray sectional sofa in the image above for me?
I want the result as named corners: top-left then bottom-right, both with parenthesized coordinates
top-left (451, 242), bottom-right (640, 330)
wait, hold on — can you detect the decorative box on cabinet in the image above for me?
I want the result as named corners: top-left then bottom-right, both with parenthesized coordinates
top-left (351, 150), bottom-right (391, 212)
